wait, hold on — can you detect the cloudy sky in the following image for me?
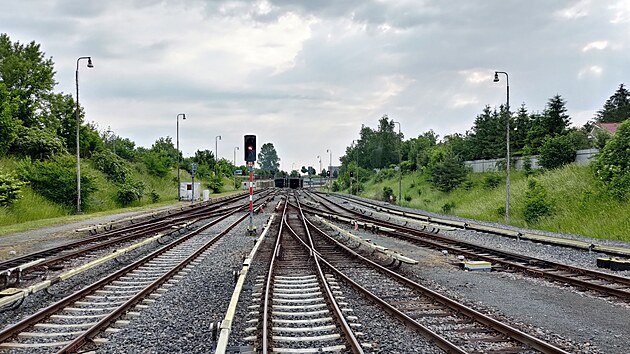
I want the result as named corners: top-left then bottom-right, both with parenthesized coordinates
top-left (3, 1), bottom-right (629, 170)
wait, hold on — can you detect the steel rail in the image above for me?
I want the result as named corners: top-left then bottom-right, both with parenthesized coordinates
top-left (56, 209), bottom-right (254, 353)
top-left (261, 192), bottom-right (288, 354)
top-left (288, 196), bottom-right (363, 354)
top-left (302, 217), bottom-right (570, 354)
top-left (0, 197), bottom-right (271, 349)
top-left (328, 192), bottom-right (630, 258)
top-left (0, 191), bottom-right (270, 288)
top-left (307, 192), bottom-right (630, 301)
top-left (0, 191), bottom-right (258, 273)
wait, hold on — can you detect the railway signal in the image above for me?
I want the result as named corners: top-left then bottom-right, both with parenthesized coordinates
top-left (245, 135), bottom-right (256, 235)
top-left (244, 135), bottom-right (256, 162)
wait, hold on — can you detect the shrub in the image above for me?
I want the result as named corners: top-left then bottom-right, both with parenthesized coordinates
top-left (428, 148), bottom-right (468, 192)
top-left (483, 174), bottom-right (502, 189)
top-left (92, 150), bottom-right (129, 183)
top-left (594, 120), bottom-right (630, 200)
top-left (523, 155), bottom-right (534, 177)
top-left (374, 168), bottom-right (396, 183)
top-left (142, 151), bottom-right (171, 177)
top-left (523, 179), bottom-right (554, 224)
top-left (149, 189), bottom-right (160, 203)
top-left (539, 135), bottom-right (577, 169)
top-left (331, 181), bottom-right (340, 192)
top-left (382, 186), bottom-right (396, 203)
top-left (10, 126), bottom-right (66, 160)
top-left (462, 180), bottom-right (475, 190)
top-left (207, 175), bottom-right (223, 193)
top-left (117, 180), bottom-right (145, 206)
top-left (0, 172), bottom-right (25, 207)
top-left (441, 201), bottom-right (455, 214)
top-left (20, 156), bottom-right (96, 211)
top-left (404, 194), bottom-right (412, 202)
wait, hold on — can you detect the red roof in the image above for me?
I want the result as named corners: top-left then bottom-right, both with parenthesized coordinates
top-left (595, 122), bottom-right (621, 134)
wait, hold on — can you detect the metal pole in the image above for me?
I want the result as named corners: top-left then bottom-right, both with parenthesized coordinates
top-left (75, 64), bottom-right (80, 213)
top-left (494, 71), bottom-right (510, 224)
top-left (248, 164), bottom-right (254, 233)
top-left (350, 140), bottom-right (354, 194)
top-left (191, 174), bottom-right (194, 205)
top-left (393, 121), bottom-right (401, 203)
top-left (215, 135), bottom-right (221, 176)
top-left (75, 56), bottom-right (92, 214)
top-left (327, 149), bottom-right (331, 191)
top-left (176, 113), bottom-right (185, 201)
top-left (234, 146), bottom-right (239, 190)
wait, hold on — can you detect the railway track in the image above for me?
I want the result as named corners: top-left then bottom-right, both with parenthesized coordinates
top-left (280, 194), bottom-right (569, 353)
top-left (0, 191), bottom-right (269, 290)
top-left (0, 198), bottom-right (270, 353)
top-left (304, 191), bottom-right (630, 302)
top-left (327, 192), bottom-right (630, 258)
top-left (258, 193), bottom-right (364, 353)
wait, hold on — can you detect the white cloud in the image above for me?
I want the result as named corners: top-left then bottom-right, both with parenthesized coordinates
top-left (460, 70), bottom-right (493, 84)
top-left (556, 0), bottom-right (592, 19)
top-left (578, 65), bottom-right (603, 78)
top-left (451, 95), bottom-right (479, 108)
top-left (609, 1), bottom-right (630, 24)
top-left (582, 40), bottom-right (609, 51)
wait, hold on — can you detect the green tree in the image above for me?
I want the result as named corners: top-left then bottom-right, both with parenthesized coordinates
top-left (467, 106), bottom-right (507, 160)
top-left (10, 125), bottom-right (66, 159)
top-left (92, 150), bottom-right (129, 183)
top-left (403, 130), bottom-right (438, 170)
top-left (539, 135), bottom-right (577, 169)
top-left (0, 82), bottom-right (19, 156)
top-left (428, 145), bottom-right (468, 192)
top-left (594, 120), bottom-right (630, 200)
top-left (596, 84), bottom-right (630, 123)
top-left (0, 33), bottom-right (56, 128)
top-left (257, 143), bottom-right (280, 172)
top-left (151, 137), bottom-right (178, 167)
top-left (512, 104), bottom-right (533, 155)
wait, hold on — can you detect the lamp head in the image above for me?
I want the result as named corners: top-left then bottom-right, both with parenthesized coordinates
top-left (493, 72), bottom-right (499, 82)
top-left (87, 57), bottom-right (94, 68)
top-left (218, 135), bottom-right (222, 140)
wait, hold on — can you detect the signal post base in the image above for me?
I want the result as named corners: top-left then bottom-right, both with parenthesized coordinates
top-left (247, 225), bottom-right (257, 235)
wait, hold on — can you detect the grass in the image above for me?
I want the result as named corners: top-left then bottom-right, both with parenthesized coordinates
top-left (0, 157), bottom-right (244, 236)
top-left (357, 164), bottom-right (630, 242)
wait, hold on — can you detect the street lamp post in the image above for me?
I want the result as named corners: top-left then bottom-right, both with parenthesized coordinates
top-left (494, 71), bottom-right (510, 224)
top-left (215, 135), bottom-right (222, 176)
top-left (234, 146), bottom-right (239, 190)
top-left (317, 155), bottom-right (322, 189)
top-left (326, 149), bottom-right (332, 191)
top-left (393, 121), bottom-right (402, 203)
top-left (176, 113), bottom-right (186, 201)
top-left (75, 56), bottom-right (93, 214)
top-left (350, 140), bottom-right (355, 194)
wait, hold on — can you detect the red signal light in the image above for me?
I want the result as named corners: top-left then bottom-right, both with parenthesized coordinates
top-left (248, 146), bottom-right (253, 150)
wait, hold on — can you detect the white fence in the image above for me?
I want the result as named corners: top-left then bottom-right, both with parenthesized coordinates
top-left (464, 148), bottom-right (599, 173)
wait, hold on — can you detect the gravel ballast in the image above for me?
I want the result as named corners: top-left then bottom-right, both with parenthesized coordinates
top-left (319, 194), bottom-right (630, 353)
